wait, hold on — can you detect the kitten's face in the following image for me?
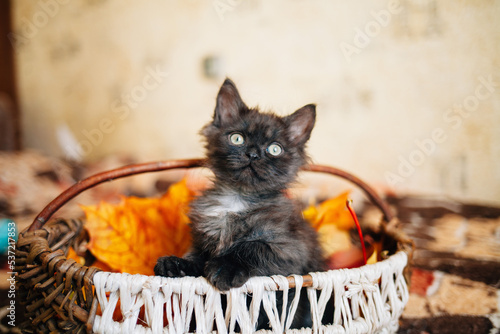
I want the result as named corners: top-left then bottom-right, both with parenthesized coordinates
top-left (202, 79), bottom-right (316, 194)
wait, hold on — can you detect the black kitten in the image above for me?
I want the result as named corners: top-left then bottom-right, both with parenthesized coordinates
top-left (155, 79), bottom-right (325, 327)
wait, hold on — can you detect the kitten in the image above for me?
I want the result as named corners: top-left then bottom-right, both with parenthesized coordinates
top-left (155, 78), bottom-right (325, 327)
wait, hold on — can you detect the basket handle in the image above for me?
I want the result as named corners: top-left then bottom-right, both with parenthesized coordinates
top-left (28, 158), bottom-right (393, 232)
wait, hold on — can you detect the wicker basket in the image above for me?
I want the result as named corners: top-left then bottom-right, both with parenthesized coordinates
top-left (15, 159), bottom-right (413, 334)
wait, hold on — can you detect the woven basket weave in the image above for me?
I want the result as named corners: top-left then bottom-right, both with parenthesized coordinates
top-left (15, 159), bottom-right (413, 334)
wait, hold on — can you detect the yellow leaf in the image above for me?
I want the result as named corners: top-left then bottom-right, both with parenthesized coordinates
top-left (82, 179), bottom-right (194, 275)
top-left (317, 224), bottom-right (352, 257)
top-left (67, 247), bottom-right (85, 265)
top-left (303, 191), bottom-right (356, 258)
top-left (366, 248), bottom-right (378, 265)
top-left (367, 241), bottom-right (381, 265)
top-left (316, 191), bottom-right (354, 230)
top-left (302, 205), bottom-right (318, 223)
top-left (303, 191), bottom-right (354, 230)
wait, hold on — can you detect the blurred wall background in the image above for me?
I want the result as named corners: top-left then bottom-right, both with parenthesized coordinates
top-left (10, 0), bottom-right (500, 205)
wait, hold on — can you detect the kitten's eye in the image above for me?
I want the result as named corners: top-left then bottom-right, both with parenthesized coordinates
top-left (267, 143), bottom-right (283, 156)
top-left (229, 133), bottom-right (245, 146)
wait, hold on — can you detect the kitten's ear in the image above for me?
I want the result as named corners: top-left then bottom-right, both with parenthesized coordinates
top-left (213, 78), bottom-right (246, 127)
top-left (285, 104), bottom-right (316, 145)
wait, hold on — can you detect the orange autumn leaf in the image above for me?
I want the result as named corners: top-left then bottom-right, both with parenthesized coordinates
top-left (304, 192), bottom-right (379, 268)
top-left (303, 191), bottom-right (354, 257)
top-left (316, 224), bottom-right (352, 258)
top-left (67, 247), bottom-right (85, 265)
top-left (91, 259), bottom-right (114, 272)
top-left (305, 191), bottom-right (354, 230)
top-left (81, 179), bottom-right (194, 275)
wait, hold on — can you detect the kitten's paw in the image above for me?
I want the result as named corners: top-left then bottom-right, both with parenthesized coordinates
top-left (154, 256), bottom-right (194, 277)
top-left (205, 257), bottom-right (250, 291)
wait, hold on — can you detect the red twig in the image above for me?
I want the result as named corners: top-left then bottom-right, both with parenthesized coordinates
top-left (346, 199), bottom-right (367, 265)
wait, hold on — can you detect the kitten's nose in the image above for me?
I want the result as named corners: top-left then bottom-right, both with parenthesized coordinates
top-left (247, 149), bottom-right (260, 161)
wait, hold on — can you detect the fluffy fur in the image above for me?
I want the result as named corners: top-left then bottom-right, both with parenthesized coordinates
top-left (155, 79), bottom-right (325, 328)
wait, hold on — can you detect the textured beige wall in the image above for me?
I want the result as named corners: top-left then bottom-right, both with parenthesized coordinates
top-left (10, 0), bottom-right (500, 204)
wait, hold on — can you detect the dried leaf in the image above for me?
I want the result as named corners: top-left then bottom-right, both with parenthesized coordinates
top-left (305, 191), bottom-right (354, 230)
top-left (66, 247), bottom-right (85, 265)
top-left (303, 191), bottom-right (379, 268)
top-left (82, 179), bottom-right (194, 275)
top-left (303, 191), bottom-right (354, 257)
top-left (317, 224), bottom-right (352, 257)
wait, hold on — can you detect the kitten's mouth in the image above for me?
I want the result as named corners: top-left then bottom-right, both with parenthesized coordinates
top-left (238, 163), bottom-right (266, 182)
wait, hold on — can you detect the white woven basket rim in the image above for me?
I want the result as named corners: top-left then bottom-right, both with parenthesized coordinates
top-left (91, 250), bottom-right (409, 334)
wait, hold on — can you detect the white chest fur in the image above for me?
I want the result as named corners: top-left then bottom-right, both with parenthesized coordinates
top-left (205, 193), bottom-right (248, 217)
top-left (201, 193), bottom-right (249, 253)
